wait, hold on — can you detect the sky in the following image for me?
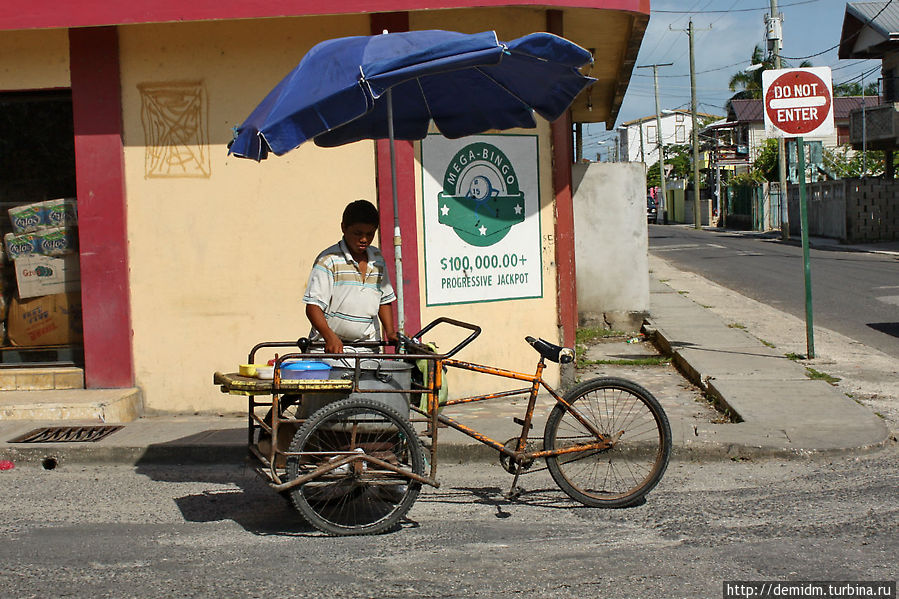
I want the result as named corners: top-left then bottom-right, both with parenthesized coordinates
top-left (583, 0), bottom-right (882, 160)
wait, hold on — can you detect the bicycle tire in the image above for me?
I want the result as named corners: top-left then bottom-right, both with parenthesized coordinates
top-left (285, 397), bottom-right (424, 535)
top-left (543, 377), bottom-right (671, 508)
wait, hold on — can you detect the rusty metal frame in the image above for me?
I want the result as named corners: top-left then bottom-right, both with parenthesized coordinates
top-left (220, 317), bottom-right (609, 497)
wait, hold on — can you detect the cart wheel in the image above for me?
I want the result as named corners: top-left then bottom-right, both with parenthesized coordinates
top-left (285, 397), bottom-right (425, 535)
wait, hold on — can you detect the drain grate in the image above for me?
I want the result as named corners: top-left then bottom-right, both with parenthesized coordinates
top-left (9, 425), bottom-right (123, 444)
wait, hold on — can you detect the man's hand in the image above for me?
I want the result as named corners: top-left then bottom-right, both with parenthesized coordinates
top-left (323, 332), bottom-right (344, 355)
top-left (306, 304), bottom-right (344, 354)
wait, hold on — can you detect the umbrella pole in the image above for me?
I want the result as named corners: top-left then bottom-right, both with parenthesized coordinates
top-left (386, 88), bottom-right (405, 335)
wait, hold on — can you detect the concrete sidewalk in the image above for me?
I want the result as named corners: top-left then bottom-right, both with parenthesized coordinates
top-left (0, 233), bottom-right (893, 468)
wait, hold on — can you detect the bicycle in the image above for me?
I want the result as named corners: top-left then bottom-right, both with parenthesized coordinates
top-left (214, 317), bottom-right (672, 535)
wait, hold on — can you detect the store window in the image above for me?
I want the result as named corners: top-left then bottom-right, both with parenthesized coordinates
top-left (0, 90), bottom-right (82, 367)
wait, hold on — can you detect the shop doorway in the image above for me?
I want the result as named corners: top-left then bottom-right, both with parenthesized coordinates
top-left (0, 90), bottom-right (83, 367)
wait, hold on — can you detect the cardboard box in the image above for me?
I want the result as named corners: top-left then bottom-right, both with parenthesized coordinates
top-left (7, 292), bottom-right (83, 347)
top-left (14, 255), bottom-right (81, 299)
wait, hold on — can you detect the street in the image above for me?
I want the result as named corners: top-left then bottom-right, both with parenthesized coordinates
top-left (0, 452), bottom-right (896, 598)
top-left (649, 225), bottom-right (899, 360)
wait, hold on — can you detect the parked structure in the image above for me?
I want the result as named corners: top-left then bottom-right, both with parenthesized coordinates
top-left (0, 1), bottom-right (650, 413)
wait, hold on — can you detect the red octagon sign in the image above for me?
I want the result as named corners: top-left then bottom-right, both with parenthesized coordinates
top-left (763, 68), bottom-right (833, 137)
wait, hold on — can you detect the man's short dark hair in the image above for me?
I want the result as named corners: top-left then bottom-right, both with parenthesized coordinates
top-left (342, 200), bottom-right (380, 227)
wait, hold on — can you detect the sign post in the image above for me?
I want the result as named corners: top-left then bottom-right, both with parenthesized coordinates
top-left (762, 67), bottom-right (834, 359)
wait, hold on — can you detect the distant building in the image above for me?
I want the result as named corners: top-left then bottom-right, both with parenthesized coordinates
top-left (839, 0), bottom-right (899, 176)
top-left (617, 110), bottom-right (721, 164)
top-left (702, 96), bottom-right (879, 181)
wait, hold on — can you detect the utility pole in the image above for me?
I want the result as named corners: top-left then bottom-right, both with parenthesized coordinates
top-left (637, 62), bottom-right (673, 224)
top-left (673, 21), bottom-right (711, 230)
top-left (575, 122), bottom-right (583, 162)
top-left (767, 0), bottom-right (789, 239)
top-left (689, 20), bottom-right (706, 229)
top-left (639, 119), bottom-right (645, 163)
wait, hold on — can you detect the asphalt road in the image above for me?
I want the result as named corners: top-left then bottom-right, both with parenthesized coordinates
top-left (1, 452), bottom-right (896, 598)
top-left (649, 225), bottom-right (899, 359)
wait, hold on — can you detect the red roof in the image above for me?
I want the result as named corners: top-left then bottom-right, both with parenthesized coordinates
top-left (728, 96), bottom-right (881, 123)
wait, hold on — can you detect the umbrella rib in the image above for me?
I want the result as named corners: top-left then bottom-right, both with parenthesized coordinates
top-left (414, 78), bottom-right (436, 123)
top-left (472, 66), bottom-right (537, 114)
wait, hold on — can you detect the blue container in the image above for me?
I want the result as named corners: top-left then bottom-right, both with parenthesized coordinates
top-left (280, 360), bottom-right (331, 380)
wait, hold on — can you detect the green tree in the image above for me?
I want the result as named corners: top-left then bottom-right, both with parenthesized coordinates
top-left (823, 146), bottom-right (895, 178)
top-left (753, 138), bottom-right (780, 181)
top-left (833, 81), bottom-right (879, 97)
top-left (728, 45), bottom-right (812, 103)
top-left (646, 144), bottom-right (702, 188)
top-left (728, 46), bottom-right (769, 100)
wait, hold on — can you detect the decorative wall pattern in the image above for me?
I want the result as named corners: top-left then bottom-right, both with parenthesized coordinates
top-left (138, 82), bottom-right (210, 178)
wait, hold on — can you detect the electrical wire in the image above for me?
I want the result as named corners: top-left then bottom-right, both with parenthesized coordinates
top-left (780, 0), bottom-right (894, 60)
top-left (651, 0), bottom-right (821, 13)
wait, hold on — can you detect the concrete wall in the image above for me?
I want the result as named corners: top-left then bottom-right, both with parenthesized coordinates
top-left (788, 178), bottom-right (898, 242)
top-left (0, 29), bottom-right (69, 89)
top-left (571, 162), bottom-right (649, 330)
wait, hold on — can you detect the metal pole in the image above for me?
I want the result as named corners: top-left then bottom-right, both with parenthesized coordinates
top-left (637, 63), bottom-right (673, 224)
top-left (575, 123), bottom-right (583, 162)
top-left (769, 0), bottom-right (790, 240)
top-left (796, 136), bottom-right (815, 358)
top-left (689, 20), bottom-right (702, 229)
top-left (386, 88), bottom-right (405, 333)
top-left (639, 120), bottom-right (645, 163)
top-left (862, 72), bottom-right (867, 177)
top-left (653, 68), bottom-right (667, 224)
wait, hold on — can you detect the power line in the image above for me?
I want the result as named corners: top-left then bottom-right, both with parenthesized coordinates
top-left (651, 0), bottom-right (820, 13)
top-left (780, 0), bottom-right (894, 60)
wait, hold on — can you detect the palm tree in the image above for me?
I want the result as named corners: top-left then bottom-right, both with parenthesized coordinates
top-left (728, 46), bottom-right (770, 100)
top-left (727, 45), bottom-right (813, 105)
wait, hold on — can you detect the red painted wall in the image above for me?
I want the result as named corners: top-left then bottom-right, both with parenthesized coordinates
top-left (1, 1), bottom-right (649, 31)
top-left (548, 10), bottom-right (578, 349)
top-left (69, 27), bottom-right (134, 388)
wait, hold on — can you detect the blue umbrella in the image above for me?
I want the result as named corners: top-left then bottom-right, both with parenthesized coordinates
top-left (229, 29), bottom-right (595, 331)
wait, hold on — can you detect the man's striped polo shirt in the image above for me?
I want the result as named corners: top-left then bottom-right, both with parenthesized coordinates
top-left (303, 239), bottom-right (396, 344)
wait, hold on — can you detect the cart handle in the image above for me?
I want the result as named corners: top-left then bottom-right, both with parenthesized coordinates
top-left (403, 317), bottom-right (481, 359)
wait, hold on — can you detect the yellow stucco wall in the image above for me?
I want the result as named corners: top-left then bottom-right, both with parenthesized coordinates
top-left (0, 11), bottom-right (564, 412)
top-left (118, 16), bottom-right (377, 412)
top-left (0, 29), bottom-right (69, 89)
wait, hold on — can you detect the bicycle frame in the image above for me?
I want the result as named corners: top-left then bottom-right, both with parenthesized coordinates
top-left (412, 354), bottom-right (616, 481)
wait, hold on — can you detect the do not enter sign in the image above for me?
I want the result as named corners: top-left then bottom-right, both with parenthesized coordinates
top-left (762, 67), bottom-right (834, 138)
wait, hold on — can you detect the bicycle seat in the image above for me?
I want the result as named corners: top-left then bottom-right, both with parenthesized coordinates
top-left (525, 336), bottom-right (575, 364)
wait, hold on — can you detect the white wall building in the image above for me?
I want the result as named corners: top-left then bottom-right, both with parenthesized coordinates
top-left (616, 110), bottom-right (720, 164)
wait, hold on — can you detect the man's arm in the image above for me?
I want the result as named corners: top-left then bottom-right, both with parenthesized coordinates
top-left (379, 302), bottom-right (398, 345)
top-left (305, 303), bottom-right (343, 354)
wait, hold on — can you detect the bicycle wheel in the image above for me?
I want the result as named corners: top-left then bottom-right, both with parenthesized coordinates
top-left (544, 377), bottom-right (671, 508)
top-left (285, 397), bottom-right (424, 535)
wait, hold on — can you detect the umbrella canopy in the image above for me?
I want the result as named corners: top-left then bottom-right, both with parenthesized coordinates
top-left (229, 29), bottom-right (595, 160)
top-left (228, 29), bottom-right (594, 333)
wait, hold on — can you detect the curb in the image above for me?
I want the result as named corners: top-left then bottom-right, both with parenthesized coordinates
top-left (3, 433), bottom-right (894, 470)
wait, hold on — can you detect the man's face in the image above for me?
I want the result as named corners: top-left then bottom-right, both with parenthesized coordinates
top-left (342, 222), bottom-right (378, 257)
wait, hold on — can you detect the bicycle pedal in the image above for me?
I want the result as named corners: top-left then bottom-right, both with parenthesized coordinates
top-left (513, 417), bottom-right (532, 430)
top-left (505, 486), bottom-right (524, 500)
